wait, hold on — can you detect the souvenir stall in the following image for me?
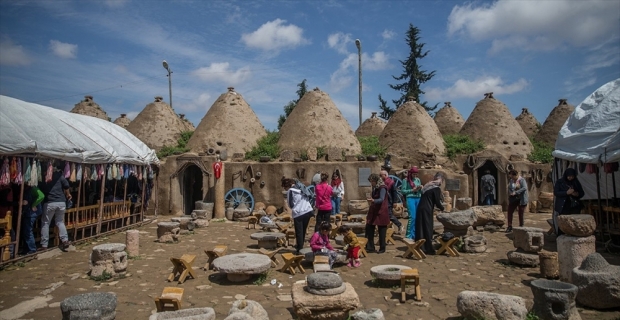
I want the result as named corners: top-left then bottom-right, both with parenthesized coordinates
top-left (0, 95), bottom-right (159, 264)
top-left (552, 79), bottom-right (620, 244)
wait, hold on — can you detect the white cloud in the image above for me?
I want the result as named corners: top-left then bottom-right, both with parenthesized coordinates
top-left (329, 51), bottom-right (390, 92)
top-left (564, 37), bottom-right (620, 92)
top-left (181, 92), bottom-right (213, 112)
top-left (327, 32), bottom-right (353, 54)
top-left (49, 40), bottom-right (78, 59)
top-left (425, 76), bottom-right (529, 100)
top-left (447, 0), bottom-right (620, 53)
top-left (381, 29), bottom-right (396, 40)
top-left (0, 37), bottom-right (31, 66)
top-left (241, 19), bottom-right (309, 52)
top-left (191, 62), bottom-right (251, 86)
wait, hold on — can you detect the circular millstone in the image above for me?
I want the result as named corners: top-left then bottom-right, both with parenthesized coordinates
top-left (305, 283), bottom-right (347, 296)
top-left (370, 265), bottom-right (412, 281)
top-left (307, 272), bottom-right (343, 289)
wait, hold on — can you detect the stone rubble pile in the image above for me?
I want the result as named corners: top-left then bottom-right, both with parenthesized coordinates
top-left (456, 290), bottom-right (527, 320)
top-left (506, 227), bottom-right (544, 267)
top-left (571, 253), bottom-right (620, 309)
top-left (89, 243), bottom-right (128, 278)
top-left (556, 214), bottom-right (596, 283)
top-left (292, 273), bottom-right (361, 320)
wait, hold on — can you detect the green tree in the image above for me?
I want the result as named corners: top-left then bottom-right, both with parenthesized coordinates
top-left (277, 79), bottom-right (308, 129)
top-left (378, 24), bottom-right (436, 120)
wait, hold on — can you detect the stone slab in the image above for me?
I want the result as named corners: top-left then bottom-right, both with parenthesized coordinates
top-left (292, 282), bottom-right (361, 320)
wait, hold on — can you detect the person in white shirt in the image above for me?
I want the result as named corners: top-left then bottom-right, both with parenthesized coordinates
top-left (330, 171), bottom-right (344, 215)
top-left (282, 177), bottom-right (314, 254)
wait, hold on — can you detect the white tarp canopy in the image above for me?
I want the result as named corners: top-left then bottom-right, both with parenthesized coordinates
top-left (0, 95), bottom-right (159, 165)
top-left (552, 78), bottom-right (620, 200)
top-left (553, 78), bottom-right (620, 164)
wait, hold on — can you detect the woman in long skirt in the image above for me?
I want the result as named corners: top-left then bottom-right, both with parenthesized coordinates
top-left (415, 173), bottom-right (445, 255)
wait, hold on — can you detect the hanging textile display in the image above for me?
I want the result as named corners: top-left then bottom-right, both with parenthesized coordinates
top-left (31, 160), bottom-right (39, 186)
top-left (77, 164), bottom-right (82, 181)
top-left (91, 165), bottom-right (97, 181)
top-left (24, 158), bottom-right (31, 183)
top-left (138, 165), bottom-right (143, 181)
top-left (83, 165), bottom-right (90, 181)
top-left (9, 157), bottom-right (17, 181)
top-left (111, 164), bottom-right (118, 180)
top-left (63, 161), bottom-right (70, 179)
top-left (107, 165), bottom-right (112, 180)
top-left (70, 163), bottom-right (76, 182)
top-left (14, 158), bottom-right (22, 185)
top-left (115, 164), bottom-right (121, 180)
top-left (0, 158), bottom-right (10, 187)
top-left (123, 164), bottom-right (129, 179)
top-left (37, 160), bottom-right (42, 182)
top-left (45, 161), bottom-right (53, 183)
top-left (119, 164), bottom-right (124, 179)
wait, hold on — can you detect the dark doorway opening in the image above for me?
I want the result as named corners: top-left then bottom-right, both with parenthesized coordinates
top-left (477, 160), bottom-right (498, 205)
top-left (182, 165), bottom-right (203, 215)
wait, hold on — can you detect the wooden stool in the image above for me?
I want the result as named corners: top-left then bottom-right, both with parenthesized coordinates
top-left (154, 287), bottom-right (184, 312)
top-left (285, 229), bottom-right (296, 247)
top-left (546, 219), bottom-right (555, 235)
top-left (400, 269), bottom-right (421, 302)
top-left (168, 254), bottom-right (197, 284)
top-left (280, 253), bottom-right (305, 275)
top-left (247, 216), bottom-right (258, 229)
top-left (313, 255), bottom-right (330, 272)
top-left (0, 213), bottom-right (12, 261)
top-left (402, 238), bottom-right (426, 260)
top-left (437, 237), bottom-right (460, 257)
top-left (377, 228), bottom-right (397, 245)
top-left (334, 214), bottom-right (343, 226)
top-left (276, 223), bottom-right (291, 234)
top-left (330, 224), bottom-right (339, 239)
top-left (258, 247), bottom-right (281, 267)
top-left (357, 238), bottom-right (369, 258)
top-left (204, 245), bottom-right (228, 270)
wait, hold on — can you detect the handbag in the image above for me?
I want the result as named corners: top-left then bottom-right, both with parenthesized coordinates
top-left (509, 195), bottom-right (520, 205)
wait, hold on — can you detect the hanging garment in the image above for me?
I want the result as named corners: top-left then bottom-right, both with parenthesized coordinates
top-left (24, 159), bottom-right (31, 183)
top-left (119, 164), bottom-right (124, 179)
top-left (148, 166), bottom-right (154, 179)
top-left (115, 164), bottom-right (121, 180)
top-left (604, 162), bottom-right (619, 173)
top-left (64, 161), bottom-right (70, 179)
top-left (91, 165), bottom-right (97, 180)
top-left (70, 163), bottom-right (76, 182)
top-left (99, 164), bottom-right (105, 179)
top-left (138, 166), bottom-right (143, 181)
top-left (31, 160), bottom-right (39, 186)
top-left (83, 165), bottom-right (90, 181)
top-left (45, 161), bottom-right (53, 183)
top-left (586, 164), bottom-right (598, 174)
top-left (0, 158), bottom-right (10, 187)
top-left (77, 164), bottom-right (82, 181)
top-left (15, 158), bottom-right (22, 185)
top-left (107, 165), bottom-right (112, 180)
top-left (111, 164), bottom-right (118, 180)
top-left (9, 157), bottom-right (17, 181)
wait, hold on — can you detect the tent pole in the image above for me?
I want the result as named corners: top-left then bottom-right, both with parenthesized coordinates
top-left (154, 172), bottom-right (158, 218)
top-left (140, 167), bottom-right (146, 223)
top-left (14, 156), bottom-right (27, 259)
top-left (122, 177), bottom-right (128, 226)
top-left (595, 162), bottom-right (603, 240)
top-left (96, 167), bottom-right (106, 235)
top-left (74, 177), bottom-right (82, 241)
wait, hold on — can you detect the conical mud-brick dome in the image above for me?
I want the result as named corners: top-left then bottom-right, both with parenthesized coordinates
top-left (355, 112), bottom-right (386, 137)
top-left (113, 113), bottom-right (131, 129)
top-left (515, 108), bottom-right (539, 137)
top-left (187, 87), bottom-right (266, 155)
top-left (379, 97), bottom-right (445, 164)
top-left (70, 95), bottom-right (109, 121)
top-left (278, 88), bottom-right (361, 155)
top-left (126, 96), bottom-right (185, 151)
top-left (434, 102), bottom-right (465, 135)
top-left (460, 92), bottom-right (532, 158)
top-left (178, 114), bottom-right (195, 132)
top-left (535, 99), bottom-right (575, 146)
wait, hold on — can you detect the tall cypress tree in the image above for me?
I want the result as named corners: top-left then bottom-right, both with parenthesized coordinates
top-left (278, 79), bottom-right (308, 130)
top-left (378, 24), bottom-right (436, 120)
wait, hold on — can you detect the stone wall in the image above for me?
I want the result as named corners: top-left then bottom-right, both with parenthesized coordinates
top-left (157, 155), bottom-right (471, 216)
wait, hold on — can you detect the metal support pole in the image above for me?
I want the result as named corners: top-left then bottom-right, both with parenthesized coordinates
top-left (355, 39), bottom-right (362, 127)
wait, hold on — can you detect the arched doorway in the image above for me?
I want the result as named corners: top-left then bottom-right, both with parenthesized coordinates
top-left (182, 165), bottom-right (203, 215)
top-left (477, 160), bottom-right (498, 205)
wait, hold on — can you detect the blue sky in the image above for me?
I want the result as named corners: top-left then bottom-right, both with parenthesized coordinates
top-left (1, 0), bottom-right (618, 131)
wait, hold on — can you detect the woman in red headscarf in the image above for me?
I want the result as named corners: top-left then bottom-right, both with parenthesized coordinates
top-left (401, 166), bottom-right (422, 239)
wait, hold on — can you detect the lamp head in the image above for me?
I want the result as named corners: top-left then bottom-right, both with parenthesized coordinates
top-left (355, 39), bottom-right (361, 49)
top-left (162, 60), bottom-right (169, 71)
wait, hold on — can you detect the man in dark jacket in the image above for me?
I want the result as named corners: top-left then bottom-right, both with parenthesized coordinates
top-left (380, 170), bottom-right (403, 234)
top-left (39, 162), bottom-right (72, 251)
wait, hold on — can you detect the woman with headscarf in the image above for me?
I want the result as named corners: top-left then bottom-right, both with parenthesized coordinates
top-left (330, 171), bottom-right (344, 215)
top-left (364, 173), bottom-right (390, 253)
top-left (415, 172), bottom-right (445, 255)
top-left (553, 168), bottom-right (585, 234)
top-left (401, 166), bottom-right (422, 239)
top-left (506, 170), bottom-right (529, 233)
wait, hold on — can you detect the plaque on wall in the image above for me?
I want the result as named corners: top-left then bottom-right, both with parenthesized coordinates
top-left (358, 168), bottom-right (371, 187)
top-left (445, 179), bottom-right (460, 191)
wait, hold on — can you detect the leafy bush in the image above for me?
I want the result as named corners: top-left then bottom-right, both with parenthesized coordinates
top-left (245, 130), bottom-right (280, 161)
top-left (528, 138), bottom-right (553, 164)
top-left (156, 130), bottom-right (194, 159)
top-left (358, 136), bottom-right (387, 158)
top-left (443, 134), bottom-right (485, 160)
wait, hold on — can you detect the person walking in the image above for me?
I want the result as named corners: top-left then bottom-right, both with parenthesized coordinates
top-left (330, 171), bottom-right (344, 215)
top-left (480, 170), bottom-right (496, 205)
top-left (282, 177), bottom-right (314, 255)
top-left (379, 170), bottom-right (403, 234)
top-left (506, 170), bottom-right (529, 233)
top-left (314, 173), bottom-right (333, 232)
top-left (365, 173), bottom-right (390, 254)
top-left (39, 162), bottom-right (72, 251)
top-left (415, 172), bottom-right (445, 255)
top-left (401, 166), bottom-right (422, 239)
top-left (19, 185), bottom-right (44, 255)
top-left (553, 168), bottom-right (585, 234)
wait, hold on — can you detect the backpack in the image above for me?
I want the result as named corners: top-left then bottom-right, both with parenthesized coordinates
top-left (294, 179), bottom-right (315, 202)
top-left (483, 177), bottom-right (494, 192)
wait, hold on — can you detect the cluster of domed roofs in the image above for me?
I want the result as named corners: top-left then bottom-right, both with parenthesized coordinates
top-left (70, 88), bottom-right (574, 164)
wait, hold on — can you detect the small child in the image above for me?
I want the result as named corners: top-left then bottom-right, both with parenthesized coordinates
top-left (338, 225), bottom-right (361, 268)
top-left (310, 222), bottom-right (338, 268)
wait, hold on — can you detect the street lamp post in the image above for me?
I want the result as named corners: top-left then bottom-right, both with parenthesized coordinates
top-left (355, 39), bottom-right (362, 127)
top-left (162, 60), bottom-right (172, 108)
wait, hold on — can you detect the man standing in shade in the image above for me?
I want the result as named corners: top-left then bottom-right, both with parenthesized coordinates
top-left (379, 170), bottom-right (403, 234)
top-left (481, 170), bottom-right (496, 206)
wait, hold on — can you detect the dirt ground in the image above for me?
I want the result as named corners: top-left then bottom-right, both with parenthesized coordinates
top-left (1, 212), bottom-right (619, 320)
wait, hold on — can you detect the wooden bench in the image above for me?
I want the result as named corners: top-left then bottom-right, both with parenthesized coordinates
top-left (437, 237), bottom-right (460, 257)
top-left (154, 287), bottom-right (184, 312)
top-left (247, 215), bottom-right (259, 229)
top-left (258, 247), bottom-right (281, 267)
top-left (377, 228), bottom-right (396, 245)
top-left (402, 238), bottom-right (426, 260)
top-left (357, 238), bottom-right (369, 258)
top-left (168, 254), bottom-right (197, 284)
top-left (204, 245), bottom-right (228, 270)
top-left (400, 269), bottom-right (421, 302)
top-left (280, 253), bottom-right (305, 275)
top-left (313, 255), bottom-right (330, 272)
